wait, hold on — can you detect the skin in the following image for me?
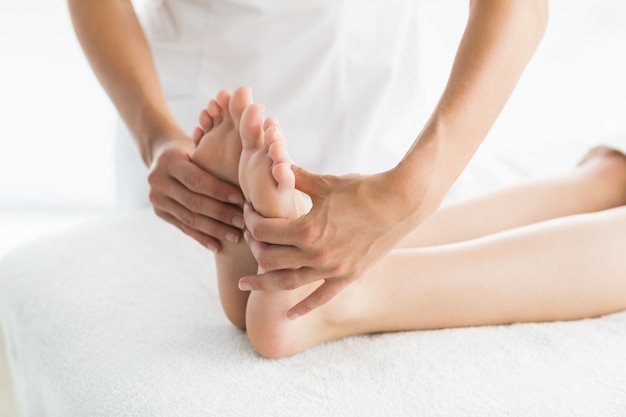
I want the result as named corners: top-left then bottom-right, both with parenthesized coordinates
top-left (239, 0), bottom-right (551, 319)
top-left (194, 90), bottom-right (626, 358)
top-left (67, 0), bottom-right (245, 252)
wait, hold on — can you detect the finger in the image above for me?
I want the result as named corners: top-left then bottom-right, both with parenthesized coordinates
top-left (155, 209), bottom-right (222, 253)
top-left (167, 180), bottom-right (244, 229)
top-left (244, 230), bottom-right (311, 271)
top-left (238, 267), bottom-right (322, 291)
top-left (286, 279), bottom-right (348, 320)
top-left (243, 203), bottom-right (307, 245)
top-left (291, 165), bottom-right (325, 196)
top-left (153, 193), bottom-right (243, 244)
top-left (170, 159), bottom-right (244, 205)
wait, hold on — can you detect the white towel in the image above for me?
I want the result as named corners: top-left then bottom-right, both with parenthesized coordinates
top-left (2, 209), bottom-right (626, 416)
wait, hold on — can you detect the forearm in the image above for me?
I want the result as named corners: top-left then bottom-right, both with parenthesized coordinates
top-left (68, 0), bottom-right (184, 166)
top-left (397, 0), bottom-right (549, 222)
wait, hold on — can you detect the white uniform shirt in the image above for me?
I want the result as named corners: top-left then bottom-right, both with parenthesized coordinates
top-left (116, 0), bottom-right (424, 207)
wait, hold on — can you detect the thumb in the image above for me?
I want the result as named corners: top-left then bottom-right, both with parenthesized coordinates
top-left (291, 165), bottom-right (324, 196)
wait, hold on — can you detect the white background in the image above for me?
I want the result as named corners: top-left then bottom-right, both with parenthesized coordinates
top-left (0, 1), bottom-right (117, 209)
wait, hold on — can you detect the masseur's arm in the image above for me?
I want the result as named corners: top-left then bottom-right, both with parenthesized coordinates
top-left (240, 0), bottom-right (550, 318)
top-left (68, 0), bottom-right (244, 252)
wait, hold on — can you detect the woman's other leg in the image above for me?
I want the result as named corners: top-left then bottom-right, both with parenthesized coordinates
top-left (398, 146), bottom-right (626, 247)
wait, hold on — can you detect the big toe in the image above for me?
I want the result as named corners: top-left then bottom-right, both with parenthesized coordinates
top-left (230, 86), bottom-right (253, 129)
top-left (240, 104), bottom-right (265, 150)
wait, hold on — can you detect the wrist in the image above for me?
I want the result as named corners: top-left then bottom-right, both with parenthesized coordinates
top-left (138, 122), bottom-right (188, 167)
top-left (391, 136), bottom-right (442, 227)
top-left (385, 169), bottom-right (431, 230)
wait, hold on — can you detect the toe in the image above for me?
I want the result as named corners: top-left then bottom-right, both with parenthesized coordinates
top-left (264, 116), bottom-right (279, 131)
top-left (272, 162), bottom-right (296, 191)
top-left (198, 108), bottom-right (213, 131)
top-left (268, 139), bottom-right (292, 165)
top-left (230, 86), bottom-right (253, 128)
top-left (217, 89), bottom-right (231, 106)
top-left (216, 89), bottom-right (232, 119)
top-left (264, 125), bottom-right (283, 146)
top-left (207, 99), bottom-right (223, 123)
top-left (191, 126), bottom-right (205, 146)
top-left (240, 104), bottom-right (265, 150)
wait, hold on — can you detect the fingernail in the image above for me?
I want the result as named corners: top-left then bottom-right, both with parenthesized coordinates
top-left (226, 232), bottom-right (239, 243)
top-left (287, 312), bottom-right (301, 321)
top-left (238, 280), bottom-right (252, 291)
top-left (207, 243), bottom-right (218, 253)
top-left (229, 194), bottom-right (243, 204)
top-left (232, 216), bottom-right (244, 229)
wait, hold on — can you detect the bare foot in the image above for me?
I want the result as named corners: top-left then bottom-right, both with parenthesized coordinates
top-left (191, 88), bottom-right (249, 185)
top-left (237, 104), bottom-right (362, 358)
top-left (190, 87), bottom-right (260, 329)
top-left (237, 104), bottom-right (304, 218)
top-left (191, 88), bottom-right (379, 349)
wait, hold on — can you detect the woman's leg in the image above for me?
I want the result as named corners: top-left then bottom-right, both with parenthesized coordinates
top-left (398, 146), bottom-right (626, 247)
top-left (236, 105), bottom-right (626, 358)
top-left (349, 206), bottom-right (626, 332)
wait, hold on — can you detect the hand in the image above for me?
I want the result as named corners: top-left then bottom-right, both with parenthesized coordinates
top-left (240, 165), bottom-right (427, 319)
top-left (147, 137), bottom-right (245, 252)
